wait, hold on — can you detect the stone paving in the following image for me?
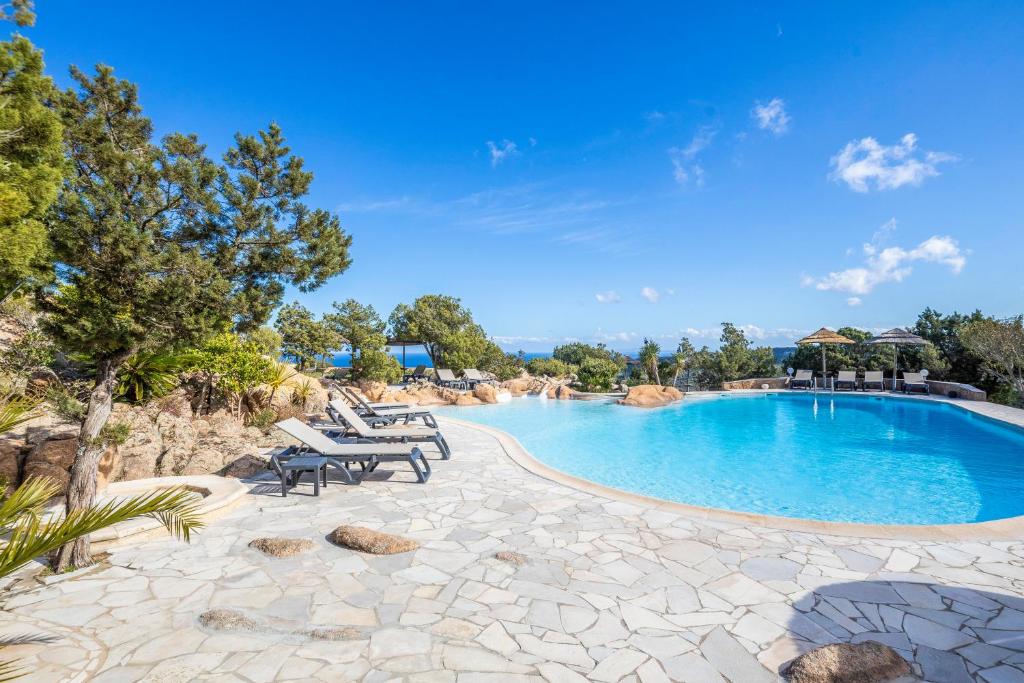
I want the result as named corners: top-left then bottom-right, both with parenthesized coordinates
top-left (3, 419), bottom-right (1024, 682)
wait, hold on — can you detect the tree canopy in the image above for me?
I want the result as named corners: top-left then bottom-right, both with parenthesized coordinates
top-left (274, 302), bottom-right (340, 370)
top-left (0, 35), bottom-right (63, 300)
top-left (389, 295), bottom-right (485, 370)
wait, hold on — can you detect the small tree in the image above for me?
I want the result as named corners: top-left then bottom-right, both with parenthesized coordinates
top-left (245, 326), bottom-right (283, 357)
top-left (328, 299), bottom-right (387, 374)
top-left (638, 338), bottom-right (661, 385)
top-left (275, 302), bottom-right (339, 370)
top-left (389, 295), bottom-right (479, 368)
top-left (576, 357), bottom-right (619, 391)
top-left (959, 316), bottom-right (1024, 401)
top-left (41, 66), bottom-right (351, 570)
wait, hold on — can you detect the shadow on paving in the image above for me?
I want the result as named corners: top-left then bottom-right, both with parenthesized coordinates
top-left (776, 579), bottom-right (1024, 682)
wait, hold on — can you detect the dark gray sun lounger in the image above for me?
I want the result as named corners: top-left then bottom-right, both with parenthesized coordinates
top-left (325, 400), bottom-right (451, 460)
top-left (340, 386), bottom-right (438, 428)
top-left (273, 418), bottom-right (432, 485)
top-left (790, 369), bottom-right (814, 389)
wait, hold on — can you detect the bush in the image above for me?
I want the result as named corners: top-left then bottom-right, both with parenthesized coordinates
top-left (352, 348), bottom-right (402, 384)
top-left (0, 328), bottom-right (56, 376)
top-left (245, 327), bottom-right (284, 357)
top-left (478, 342), bottom-right (524, 381)
top-left (553, 342), bottom-right (626, 369)
top-left (45, 383), bottom-right (86, 422)
top-left (184, 333), bottom-right (276, 417)
top-left (526, 357), bottom-right (575, 378)
top-left (575, 357), bottom-right (620, 392)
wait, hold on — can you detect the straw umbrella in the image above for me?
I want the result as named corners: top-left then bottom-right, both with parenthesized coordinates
top-left (866, 328), bottom-right (928, 388)
top-left (795, 328), bottom-right (858, 377)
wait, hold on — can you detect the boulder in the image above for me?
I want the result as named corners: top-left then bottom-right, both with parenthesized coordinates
top-left (109, 403), bottom-right (165, 481)
top-left (453, 393), bottom-right (483, 406)
top-left (0, 436), bottom-right (25, 492)
top-left (329, 525), bottom-right (420, 554)
top-left (270, 370), bottom-right (328, 413)
top-left (618, 384), bottom-right (683, 408)
top-left (198, 609), bottom-right (260, 632)
top-left (501, 377), bottom-right (549, 397)
top-left (782, 641), bottom-right (911, 683)
top-left (494, 550), bottom-right (528, 566)
top-left (547, 384), bottom-right (575, 400)
top-left (248, 537), bottom-right (316, 557)
top-left (22, 437), bottom-right (76, 490)
top-left (473, 383), bottom-right (500, 404)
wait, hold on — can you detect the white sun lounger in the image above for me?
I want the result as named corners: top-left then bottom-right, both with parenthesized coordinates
top-left (435, 368), bottom-right (466, 390)
top-left (863, 370), bottom-right (885, 391)
top-left (902, 372), bottom-right (930, 395)
top-left (835, 370), bottom-right (857, 391)
top-left (340, 386), bottom-right (437, 428)
top-left (790, 369), bottom-right (814, 389)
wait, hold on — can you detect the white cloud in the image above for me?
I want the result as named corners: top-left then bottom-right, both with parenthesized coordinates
top-left (846, 297), bottom-right (863, 307)
top-left (529, 137), bottom-right (538, 147)
top-left (829, 133), bottom-right (955, 192)
top-left (486, 139), bottom-right (519, 167)
top-left (595, 290), bottom-right (622, 304)
top-left (593, 330), bottom-right (637, 344)
top-left (669, 125), bottom-right (717, 186)
top-left (640, 286), bottom-right (660, 303)
top-left (751, 97), bottom-right (790, 135)
top-left (806, 228), bottom-right (966, 296)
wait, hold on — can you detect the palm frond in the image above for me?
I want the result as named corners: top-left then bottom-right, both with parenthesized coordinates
top-left (0, 484), bottom-right (204, 579)
top-left (0, 659), bottom-right (26, 682)
top-left (0, 394), bottom-right (38, 435)
top-left (0, 477), bottom-right (61, 531)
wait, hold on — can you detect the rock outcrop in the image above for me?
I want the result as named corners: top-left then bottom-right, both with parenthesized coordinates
top-left (329, 525), bottom-right (420, 554)
top-left (618, 384), bottom-right (683, 408)
top-left (782, 641), bottom-right (911, 683)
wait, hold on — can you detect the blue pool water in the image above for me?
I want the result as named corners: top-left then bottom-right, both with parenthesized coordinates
top-left (438, 394), bottom-right (1024, 525)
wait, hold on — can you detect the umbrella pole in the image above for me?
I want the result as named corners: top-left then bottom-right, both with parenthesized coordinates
top-left (893, 345), bottom-right (897, 391)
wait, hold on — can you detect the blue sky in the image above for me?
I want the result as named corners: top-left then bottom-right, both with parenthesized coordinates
top-left (23, 1), bottom-right (1024, 351)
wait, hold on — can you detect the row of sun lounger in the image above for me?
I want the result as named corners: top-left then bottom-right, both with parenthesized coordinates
top-left (790, 370), bottom-right (929, 394)
top-left (269, 391), bottom-right (450, 495)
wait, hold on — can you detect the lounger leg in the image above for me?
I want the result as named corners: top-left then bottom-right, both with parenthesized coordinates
top-left (436, 433), bottom-right (451, 460)
top-left (408, 447), bottom-right (431, 483)
top-left (313, 468), bottom-right (320, 496)
top-left (280, 470), bottom-right (288, 497)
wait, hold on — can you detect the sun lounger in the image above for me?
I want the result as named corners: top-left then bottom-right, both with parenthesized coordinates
top-left (863, 370), bottom-right (885, 391)
top-left (902, 372), bottom-right (930, 395)
top-left (403, 364), bottom-right (427, 382)
top-left (326, 400), bottom-right (451, 460)
top-left (273, 417), bottom-right (432, 486)
top-left (435, 368), bottom-right (467, 390)
top-left (835, 370), bottom-right (857, 391)
top-left (340, 386), bottom-right (438, 428)
top-left (462, 369), bottom-right (496, 388)
top-left (790, 369), bottom-right (814, 389)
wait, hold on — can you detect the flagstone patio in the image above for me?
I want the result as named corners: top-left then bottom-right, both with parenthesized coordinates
top-left (3, 418), bottom-right (1024, 682)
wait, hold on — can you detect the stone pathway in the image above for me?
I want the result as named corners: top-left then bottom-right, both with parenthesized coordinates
top-left (3, 419), bottom-right (1024, 682)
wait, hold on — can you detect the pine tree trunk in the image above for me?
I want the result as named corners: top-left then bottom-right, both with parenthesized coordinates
top-left (54, 353), bottom-right (129, 571)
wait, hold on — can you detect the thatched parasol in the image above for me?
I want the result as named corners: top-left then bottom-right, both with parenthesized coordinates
top-left (796, 327), bottom-right (857, 375)
top-left (867, 328), bottom-right (928, 384)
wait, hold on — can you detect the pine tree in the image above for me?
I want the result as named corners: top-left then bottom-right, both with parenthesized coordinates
top-left (42, 65), bottom-right (352, 569)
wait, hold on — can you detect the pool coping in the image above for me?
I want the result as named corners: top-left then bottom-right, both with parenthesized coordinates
top-left (438, 390), bottom-right (1024, 542)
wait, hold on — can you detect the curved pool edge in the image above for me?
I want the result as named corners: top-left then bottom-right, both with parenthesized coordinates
top-left (438, 406), bottom-right (1024, 542)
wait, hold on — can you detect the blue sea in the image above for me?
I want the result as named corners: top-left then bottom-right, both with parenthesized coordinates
top-left (329, 348), bottom-right (551, 368)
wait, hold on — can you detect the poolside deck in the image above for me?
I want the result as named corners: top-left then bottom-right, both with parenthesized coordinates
top-left (3, 418), bottom-right (1024, 682)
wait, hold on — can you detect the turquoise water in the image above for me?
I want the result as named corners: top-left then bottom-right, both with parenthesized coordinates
top-left (438, 394), bottom-right (1024, 525)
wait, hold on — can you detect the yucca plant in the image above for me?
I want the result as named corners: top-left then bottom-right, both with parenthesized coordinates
top-left (265, 362), bottom-right (297, 403)
top-left (0, 477), bottom-right (204, 678)
top-left (290, 378), bottom-right (316, 410)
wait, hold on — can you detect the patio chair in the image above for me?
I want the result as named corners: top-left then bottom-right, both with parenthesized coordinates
top-left (403, 364), bottom-right (427, 382)
top-left (834, 370), bottom-right (857, 391)
top-left (862, 370), bottom-right (885, 392)
top-left (790, 369), bottom-right (814, 389)
top-left (272, 418), bottom-right (432, 487)
top-left (340, 386), bottom-right (438, 428)
top-left (902, 372), bottom-right (930, 395)
top-left (435, 368), bottom-right (467, 390)
top-left (325, 400), bottom-right (452, 460)
top-left (462, 368), bottom-right (497, 388)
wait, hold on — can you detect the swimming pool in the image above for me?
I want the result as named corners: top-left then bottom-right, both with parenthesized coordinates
top-left (438, 393), bottom-right (1024, 525)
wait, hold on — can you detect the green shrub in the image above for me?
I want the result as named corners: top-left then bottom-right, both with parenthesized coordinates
top-left (552, 342), bottom-right (626, 369)
top-left (184, 333), bottom-right (275, 418)
top-left (575, 357), bottom-right (620, 392)
top-left (98, 421), bottom-right (131, 446)
top-left (352, 348), bottom-right (402, 384)
top-left (526, 357), bottom-right (575, 378)
top-left (478, 342), bottom-right (524, 381)
top-left (249, 407), bottom-right (278, 432)
top-left (245, 327), bottom-right (284, 357)
top-left (0, 328), bottom-right (56, 376)
top-left (45, 384), bottom-right (86, 422)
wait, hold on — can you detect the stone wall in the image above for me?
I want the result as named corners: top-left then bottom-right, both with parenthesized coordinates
top-left (924, 380), bottom-right (986, 401)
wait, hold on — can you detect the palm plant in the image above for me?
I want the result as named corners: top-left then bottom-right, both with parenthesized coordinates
top-left (290, 378), bottom-right (316, 410)
top-left (0, 393), bottom-right (37, 434)
top-left (0, 476), bottom-right (204, 579)
top-left (115, 352), bottom-right (186, 403)
top-left (265, 361), bottom-right (297, 403)
top-left (0, 476), bottom-right (204, 678)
